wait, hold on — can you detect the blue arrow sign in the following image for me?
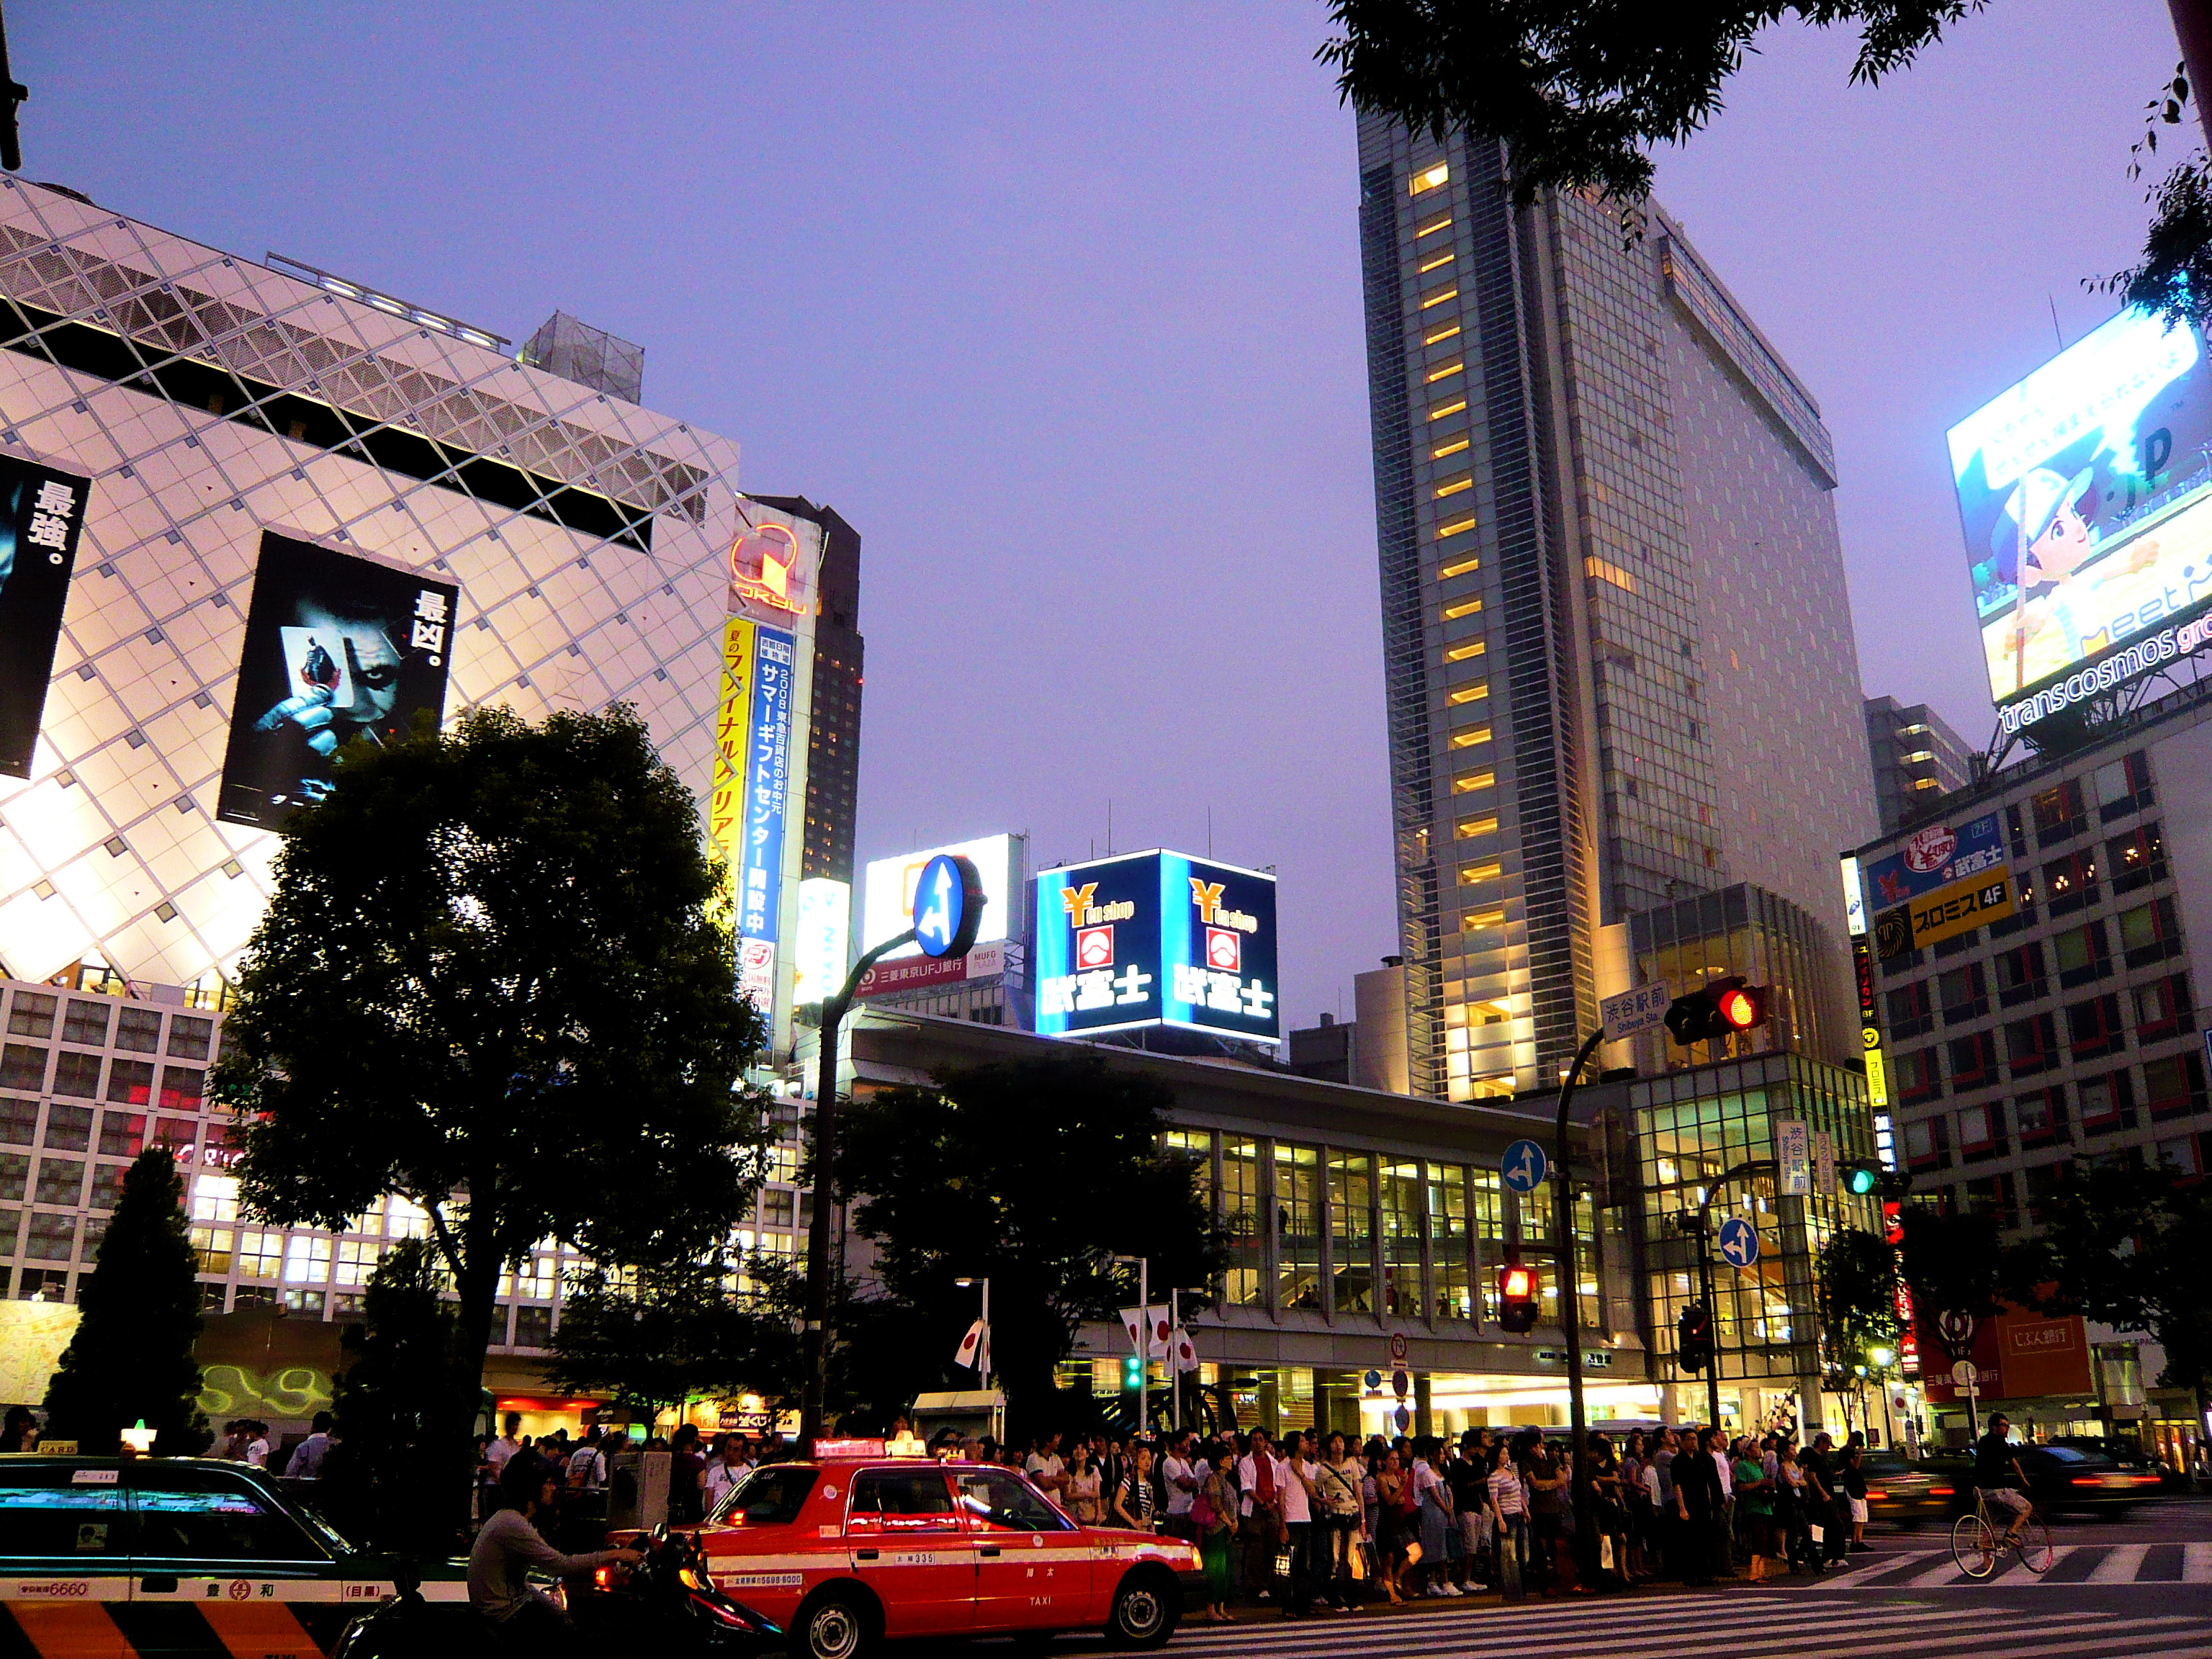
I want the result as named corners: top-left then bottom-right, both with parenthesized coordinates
top-left (1501, 1138), bottom-right (1548, 1195)
top-left (1717, 1216), bottom-right (1761, 1270)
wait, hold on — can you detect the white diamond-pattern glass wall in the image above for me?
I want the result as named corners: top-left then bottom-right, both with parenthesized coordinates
top-left (0, 180), bottom-right (750, 995)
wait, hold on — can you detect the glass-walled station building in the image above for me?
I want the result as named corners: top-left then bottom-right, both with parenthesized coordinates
top-left (850, 1007), bottom-right (1658, 1440)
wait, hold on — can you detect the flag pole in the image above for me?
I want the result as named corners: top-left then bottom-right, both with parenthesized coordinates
top-left (1170, 1288), bottom-right (1180, 1432)
top-left (1139, 1257), bottom-right (1148, 1439)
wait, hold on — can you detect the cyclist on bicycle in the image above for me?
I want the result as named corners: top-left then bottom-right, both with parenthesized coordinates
top-left (1971, 1414), bottom-right (2031, 1545)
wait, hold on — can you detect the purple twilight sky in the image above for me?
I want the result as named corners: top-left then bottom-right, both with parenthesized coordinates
top-left (22, 1), bottom-right (2180, 1033)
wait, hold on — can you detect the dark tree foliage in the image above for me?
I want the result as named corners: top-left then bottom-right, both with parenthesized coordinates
top-left (1897, 1202), bottom-right (2005, 1361)
top-left (329, 1239), bottom-right (464, 1547)
top-left (1317, 1), bottom-right (1984, 205)
top-left (832, 1053), bottom-right (1223, 1442)
top-left (543, 1256), bottom-right (800, 1425)
top-left (1815, 1228), bottom-right (1904, 1420)
top-left (44, 1147), bottom-right (209, 1455)
top-left (2094, 66), bottom-right (2211, 332)
top-left (213, 704), bottom-right (771, 1516)
top-left (2013, 1160), bottom-right (2212, 1411)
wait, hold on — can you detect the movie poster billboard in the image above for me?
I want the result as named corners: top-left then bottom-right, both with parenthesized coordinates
top-left (0, 456), bottom-right (91, 779)
top-left (1948, 307), bottom-right (2212, 725)
top-left (215, 531), bottom-right (458, 830)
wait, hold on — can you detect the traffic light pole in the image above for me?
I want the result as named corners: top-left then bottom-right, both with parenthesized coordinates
top-left (799, 925), bottom-right (918, 1455)
top-left (1552, 1025), bottom-right (1608, 1583)
top-left (1686, 1157), bottom-right (1777, 1433)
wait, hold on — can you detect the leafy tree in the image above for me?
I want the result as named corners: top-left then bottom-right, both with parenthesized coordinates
top-left (832, 1052), bottom-right (1223, 1443)
top-left (1319, 4), bottom-right (2209, 329)
top-left (1897, 1202), bottom-right (2005, 1362)
top-left (214, 705), bottom-right (771, 1518)
top-left (1316, 1), bottom-right (1982, 205)
top-left (1815, 1228), bottom-right (1905, 1431)
top-left (2014, 1160), bottom-right (2212, 1421)
top-left (329, 1239), bottom-right (464, 1547)
top-left (543, 1255), bottom-right (799, 1427)
top-left (44, 1146), bottom-right (209, 1455)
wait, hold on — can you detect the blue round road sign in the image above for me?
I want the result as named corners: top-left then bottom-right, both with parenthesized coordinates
top-left (912, 853), bottom-right (985, 960)
top-left (1502, 1138), bottom-right (1549, 1195)
top-left (1364, 1369), bottom-right (1382, 1392)
top-left (1717, 1216), bottom-right (1761, 1270)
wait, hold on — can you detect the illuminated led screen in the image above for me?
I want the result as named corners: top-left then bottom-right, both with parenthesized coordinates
top-left (1948, 308), bottom-right (2212, 729)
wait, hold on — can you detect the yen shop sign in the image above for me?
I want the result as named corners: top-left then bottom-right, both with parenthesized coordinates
top-left (1717, 1217), bottom-right (1760, 1270)
top-left (912, 853), bottom-right (986, 960)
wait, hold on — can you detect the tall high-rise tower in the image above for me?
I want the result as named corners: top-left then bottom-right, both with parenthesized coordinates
top-left (1357, 120), bottom-right (1875, 1100)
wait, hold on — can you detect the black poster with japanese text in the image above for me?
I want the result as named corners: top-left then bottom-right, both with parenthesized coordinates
top-left (0, 456), bottom-right (91, 779)
top-left (216, 531), bottom-right (458, 830)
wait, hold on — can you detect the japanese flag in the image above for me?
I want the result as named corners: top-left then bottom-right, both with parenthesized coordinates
top-left (953, 1318), bottom-right (986, 1369)
top-left (1170, 1326), bottom-right (1200, 1373)
top-left (1120, 1305), bottom-right (1172, 1358)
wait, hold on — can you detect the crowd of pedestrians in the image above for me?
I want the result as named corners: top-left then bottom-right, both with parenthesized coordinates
top-left (971, 1418), bottom-right (1881, 1614)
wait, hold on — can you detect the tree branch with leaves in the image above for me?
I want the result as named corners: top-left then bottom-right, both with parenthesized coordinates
top-left (214, 704), bottom-right (773, 1525)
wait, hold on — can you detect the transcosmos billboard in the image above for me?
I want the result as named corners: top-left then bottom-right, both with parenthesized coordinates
top-left (1948, 307), bottom-right (2212, 732)
top-left (1033, 850), bottom-right (1279, 1042)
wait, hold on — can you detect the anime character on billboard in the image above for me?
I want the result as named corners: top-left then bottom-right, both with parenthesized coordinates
top-left (216, 532), bottom-right (459, 829)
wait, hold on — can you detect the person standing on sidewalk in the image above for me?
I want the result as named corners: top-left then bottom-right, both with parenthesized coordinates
top-left (1485, 1442), bottom-right (1527, 1598)
top-left (1236, 1429), bottom-right (1282, 1601)
top-left (1316, 1432), bottom-right (1364, 1609)
top-left (1277, 1431), bottom-right (1321, 1616)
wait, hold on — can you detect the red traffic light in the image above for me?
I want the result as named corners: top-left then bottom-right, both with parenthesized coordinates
top-left (1664, 975), bottom-right (1772, 1046)
top-left (1717, 986), bottom-right (1758, 1030)
top-left (1500, 1264), bottom-right (1533, 1300)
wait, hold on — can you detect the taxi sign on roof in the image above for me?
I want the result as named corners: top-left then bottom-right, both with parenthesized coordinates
top-left (811, 1437), bottom-right (886, 1459)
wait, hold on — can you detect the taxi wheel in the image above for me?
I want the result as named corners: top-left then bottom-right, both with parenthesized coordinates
top-left (797, 1588), bottom-right (876, 1659)
top-left (1105, 1568), bottom-right (1179, 1650)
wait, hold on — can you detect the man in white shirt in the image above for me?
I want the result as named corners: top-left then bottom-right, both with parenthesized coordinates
top-left (1023, 1432), bottom-right (1066, 1497)
top-left (701, 1432), bottom-right (750, 1516)
top-left (1712, 1434), bottom-right (1738, 1578)
top-left (1161, 1431), bottom-right (1200, 1538)
top-left (1277, 1431), bottom-right (1321, 1615)
top-left (244, 1422), bottom-right (271, 1469)
top-left (485, 1413), bottom-right (524, 1475)
top-left (1234, 1429), bottom-right (1281, 1598)
top-left (566, 1427), bottom-right (611, 1492)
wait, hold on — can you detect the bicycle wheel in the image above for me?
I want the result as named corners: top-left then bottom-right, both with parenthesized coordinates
top-left (2013, 1514), bottom-right (2054, 1574)
top-left (1951, 1512), bottom-right (1998, 1579)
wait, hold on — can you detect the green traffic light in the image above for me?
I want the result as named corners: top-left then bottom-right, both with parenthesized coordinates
top-left (1846, 1166), bottom-right (1879, 1195)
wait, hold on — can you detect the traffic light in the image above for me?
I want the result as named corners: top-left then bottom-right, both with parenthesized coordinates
top-left (1663, 976), bottom-right (1772, 1047)
top-left (1840, 1159), bottom-right (1913, 1200)
top-left (1121, 1352), bottom-right (1144, 1392)
top-left (1497, 1260), bottom-right (1538, 1334)
top-left (1676, 1301), bottom-right (1715, 1374)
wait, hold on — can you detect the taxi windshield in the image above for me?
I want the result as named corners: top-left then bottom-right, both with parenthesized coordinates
top-left (710, 1464), bottom-right (819, 1527)
top-left (953, 1467), bottom-right (1071, 1532)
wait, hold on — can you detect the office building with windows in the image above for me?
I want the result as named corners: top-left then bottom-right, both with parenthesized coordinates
top-left (1356, 121), bottom-right (1876, 1102)
top-left (1849, 678), bottom-right (2212, 1464)
top-left (1865, 694), bottom-right (1976, 835)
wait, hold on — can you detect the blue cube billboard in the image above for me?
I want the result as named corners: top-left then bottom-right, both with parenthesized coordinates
top-left (1033, 850), bottom-right (1279, 1042)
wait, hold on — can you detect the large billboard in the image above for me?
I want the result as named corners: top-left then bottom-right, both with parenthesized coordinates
top-left (0, 457), bottom-right (91, 779)
top-left (862, 834), bottom-right (1018, 960)
top-left (708, 617), bottom-right (796, 1007)
top-left (1861, 812), bottom-right (2016, 961)
top-left (1033, 850), bottom-right (1280, 1043)
top-left (215, 532), bottom-right (458, 830)
top-left (1949, 307), bottom-right (2212, 730)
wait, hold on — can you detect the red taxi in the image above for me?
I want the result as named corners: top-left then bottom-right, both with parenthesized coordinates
top-left (691, 1442), bottom-right (1200, 1659)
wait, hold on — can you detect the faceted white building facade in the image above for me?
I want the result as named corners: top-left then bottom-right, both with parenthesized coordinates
top-left (0, 182), bottom-right (819, 1367)
top-left (0, 177), bottom-right (763, 998)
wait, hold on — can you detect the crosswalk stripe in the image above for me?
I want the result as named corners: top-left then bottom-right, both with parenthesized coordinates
top-left (1164, 1603), bottom-right (2080, 1657)
top-left (1165, 1614), bottom-right (2202, 1659)
top-left (2087, 1545), bottom-right (2150, 1584)
top-left (2185, 1542), bottom-right (2212, 1583)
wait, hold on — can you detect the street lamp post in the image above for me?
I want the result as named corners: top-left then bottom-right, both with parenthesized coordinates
top-left (1552, 1025), bottom-right (1607, 1582)
top-left (798, 852), bottom-right (986, 1454)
